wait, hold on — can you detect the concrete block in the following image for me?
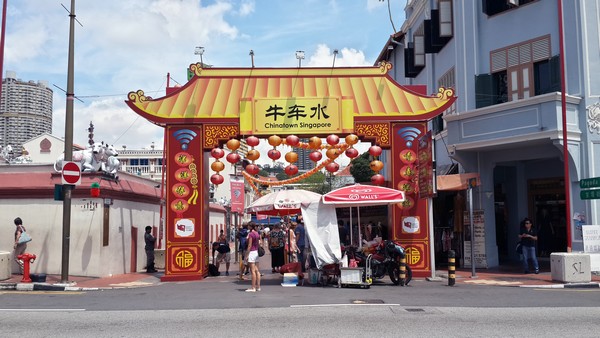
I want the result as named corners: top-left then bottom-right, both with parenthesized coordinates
top-left (155, 249), bottom-right (165, 269)
top-left (550, 253), bottom-right (591, 283)
top-left (0, 251), bottom-right (10, 280)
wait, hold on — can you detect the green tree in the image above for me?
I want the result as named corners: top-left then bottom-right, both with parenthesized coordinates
top-left (350, 152), bottom-right (374, 183)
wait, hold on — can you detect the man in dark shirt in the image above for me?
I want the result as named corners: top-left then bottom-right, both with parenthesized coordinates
top-left (295, 216), bottom-right (307, 272)
top-left (338, 220), bottom-right (348, 246)
top-left (145, 226), bottom-right (157, 273)
top-left (519, 218), bottom-right (539, 274)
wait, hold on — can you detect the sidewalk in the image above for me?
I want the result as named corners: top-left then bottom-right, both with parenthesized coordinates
top-left (2, 262), bottom-right (599, 291)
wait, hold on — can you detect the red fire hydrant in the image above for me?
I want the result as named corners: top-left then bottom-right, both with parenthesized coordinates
top-left (17, 253), bottom-right (37, 283)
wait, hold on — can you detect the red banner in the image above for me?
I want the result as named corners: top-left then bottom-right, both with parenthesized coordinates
top-left (417, 131), bottom-right (434, 199)
top-left (230, 176), bottom-right (245, 213)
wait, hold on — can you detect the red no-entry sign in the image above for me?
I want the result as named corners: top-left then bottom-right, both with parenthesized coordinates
top-left (62, 161), bottom-right (81, 185)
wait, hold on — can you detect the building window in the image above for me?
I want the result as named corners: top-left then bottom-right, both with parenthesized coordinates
top-left (414, 23), bottom-right (425, 66)
top-left (481, 35), bottom-right (553, 105)
top-left (130, 159), bottom-right (139, 166)
top-left (140, 159), bottom-right (149, 166)
top-left (482, 0), bottom-right (537, 16)
top-left (439, 0), bottom-right (453, 37)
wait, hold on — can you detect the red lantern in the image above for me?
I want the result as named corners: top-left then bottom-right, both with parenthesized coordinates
top-left (326, 134), bottom-right (340, 146)
top-left (371, 174), bottom-right (385, 186)
top-left (268, 149), bottom-right (281, 160)
top-left (286, 135), bottom-right (300, 147)
top-left (309, 151), bottom-right (322, 162)
top-left (369, 145), bottom-right (382, 157)
top-left (246, 136), bottom-right (260, 147)
top-left (226, 152), bottom-right (241, 164)
top-left (325, 162), bottom-right (339, 173)
top-left (245, 164), bottom-right (260, 175)
top-left (345, 147), bottom-right (359, 159)
top-left (210, 174), bottom-right (224, 185)
top-left (284, 165), bottom-right (298, 176)
top-left (211, 148), bottom-right (225, 159)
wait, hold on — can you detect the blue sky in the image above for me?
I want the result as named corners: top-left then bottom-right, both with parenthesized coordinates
top-left (3, 0), bottom-right (406, 151)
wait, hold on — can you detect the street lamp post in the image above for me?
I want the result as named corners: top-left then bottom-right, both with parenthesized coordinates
top-left (295, 50), bottom-right (305, 68)
top-left (195, 46), bottom-right (205, 65)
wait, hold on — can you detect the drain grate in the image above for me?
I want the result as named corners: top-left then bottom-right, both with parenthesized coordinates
top-left (351, 299), bottom-right (385, 304)
top-left (405, 308), bottom-right (425, 312)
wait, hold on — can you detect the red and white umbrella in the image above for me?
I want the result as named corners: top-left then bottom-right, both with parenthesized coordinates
top-left (245, 189), bottom-right (322, 216)
top-left (322, 184), bottom-right (406, 245)
top-left (322, 184), bottom-right (406, 206)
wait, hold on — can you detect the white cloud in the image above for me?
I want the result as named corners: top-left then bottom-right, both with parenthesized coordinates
top-left (306, 44), bottom-right (370, 67)
top-left (239, 0), bottom-right (256, 16)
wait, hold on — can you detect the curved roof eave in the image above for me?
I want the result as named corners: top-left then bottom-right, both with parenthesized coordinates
top-left (125, 62), bottom-right (456, 125)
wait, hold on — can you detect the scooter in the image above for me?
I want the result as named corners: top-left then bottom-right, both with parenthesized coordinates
top-left (346, 240), bottom-right (412, 286)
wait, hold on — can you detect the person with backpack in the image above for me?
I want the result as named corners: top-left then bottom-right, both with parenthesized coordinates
top-left (237, 223), bottom-right (249, 280)
top-left (215, 230), bottom-right (231, 276)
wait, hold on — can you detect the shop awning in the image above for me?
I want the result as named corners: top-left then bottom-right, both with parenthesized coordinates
top-left (436, 173), bottom-right (480, 191)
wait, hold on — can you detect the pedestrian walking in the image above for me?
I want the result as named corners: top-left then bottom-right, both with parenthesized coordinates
top-left (269, 222), bottom-right (285, 272)
top-left (145, 226), bottom-right (157, 273)
top-left (12, 217), bottom-right (28, 274)
top-left (245, 223), bottom-right (261, 292)
top-left (237, 223), bottom-right (249, 280)
top-left (295, 215), bottom-right (307, 273)
top-left (519, 218), bottom-right (539, 274)
top-left (215, 230), bottom-right (231, 276)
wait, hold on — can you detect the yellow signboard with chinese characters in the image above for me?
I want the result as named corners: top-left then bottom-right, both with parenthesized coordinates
top-left (242, 97), bottom-right (352, 135)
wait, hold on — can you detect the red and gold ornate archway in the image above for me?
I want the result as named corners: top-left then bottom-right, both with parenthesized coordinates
top-left (126, 61), bottom-right (455, 281)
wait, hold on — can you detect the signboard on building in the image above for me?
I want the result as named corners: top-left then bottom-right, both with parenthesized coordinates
top-left (417, 131), bottom-right (434, 199)
top-left (580, 177), bottom-right (600, 200)
top-left (463, 209), bottom-right (487, 268)
top-left (582, 225), bottom-right (600, 253)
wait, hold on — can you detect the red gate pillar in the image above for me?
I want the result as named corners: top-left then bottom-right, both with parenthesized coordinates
top-left (161, 125), bottom-right (209, 281)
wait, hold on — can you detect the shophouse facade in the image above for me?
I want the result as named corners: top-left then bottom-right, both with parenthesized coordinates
top-left (378, 0), bottom-right (599, 267)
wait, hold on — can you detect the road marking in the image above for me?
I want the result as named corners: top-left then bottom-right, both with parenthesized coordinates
top-left (535, 288), bottom-right (600, 292)
top-left (463, 279), bottom-right (522, 286)
top-left (0, 308), bottom-right (86, 312)
top-left (291, 303), bottom-right (400, 308)
top-left (0, 291), bottom-right (84, 295)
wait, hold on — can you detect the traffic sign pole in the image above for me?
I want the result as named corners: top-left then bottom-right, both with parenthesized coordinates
top-left (61, 0), bottom-right (76, 284)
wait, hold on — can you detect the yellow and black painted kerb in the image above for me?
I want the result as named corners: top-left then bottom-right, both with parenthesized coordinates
top-left (399, 255), bottom-right (407, 286)
top-left (448, 250), bottom-right (456, 286)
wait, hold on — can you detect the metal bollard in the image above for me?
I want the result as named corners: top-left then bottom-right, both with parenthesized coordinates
top-left (399, 254), bottom-right (406, 286)
top-left (448, 250), bottom-right (456, 286)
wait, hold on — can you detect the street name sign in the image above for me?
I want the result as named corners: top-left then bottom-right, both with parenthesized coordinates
top-left (62, 161), bottom-right (82, 185)
top-left (580, 177), bottom-right (600, 189)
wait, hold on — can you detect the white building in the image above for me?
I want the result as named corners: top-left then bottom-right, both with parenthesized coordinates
top-left (0, 71), bottom-right (53, 151)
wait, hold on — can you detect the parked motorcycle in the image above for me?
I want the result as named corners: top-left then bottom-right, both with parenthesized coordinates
top-left (346, 240), bottom-right (412, 286)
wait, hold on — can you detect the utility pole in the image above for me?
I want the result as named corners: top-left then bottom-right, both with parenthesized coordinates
top-left (61, 0), bottom-right (76, 283)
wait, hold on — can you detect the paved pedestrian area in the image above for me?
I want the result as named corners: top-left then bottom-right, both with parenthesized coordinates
top-left (2, 262), bottom-right (599, 291)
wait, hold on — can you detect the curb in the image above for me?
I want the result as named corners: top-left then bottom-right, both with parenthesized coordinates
top-left (519, 282), bottom-right (600, 289)
top-left (0, 283), bottom-right (100, 292)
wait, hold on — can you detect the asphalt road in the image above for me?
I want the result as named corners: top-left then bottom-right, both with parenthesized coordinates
top-left (1, 278), bottom-right (600, 337)
top-left (1, 276), bottom-right (600, 310)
